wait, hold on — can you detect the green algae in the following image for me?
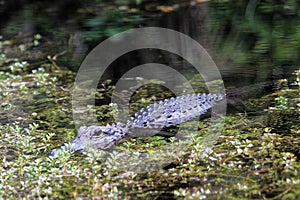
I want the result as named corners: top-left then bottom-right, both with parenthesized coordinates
top-left (0, 36), bottom-right (300, 199)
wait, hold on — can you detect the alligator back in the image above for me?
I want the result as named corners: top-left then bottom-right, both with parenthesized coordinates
top-left (126, 93), bottom-right (224, 129)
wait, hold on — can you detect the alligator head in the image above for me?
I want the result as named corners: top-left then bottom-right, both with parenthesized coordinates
top-left (50, 123), bottom-right (128, 157)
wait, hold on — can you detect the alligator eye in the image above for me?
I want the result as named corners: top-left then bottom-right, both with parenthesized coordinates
top-left (214, 95), bottom-right (223, 101)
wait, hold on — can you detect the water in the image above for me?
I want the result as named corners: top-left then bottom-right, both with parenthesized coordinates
top-left (1, 1), bottom-right (299, 117)
top-left (1, 1), bottom-right (298, 89)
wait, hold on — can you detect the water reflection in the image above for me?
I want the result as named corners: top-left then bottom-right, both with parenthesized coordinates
top-left (0, 0), bottom-right (299, 87)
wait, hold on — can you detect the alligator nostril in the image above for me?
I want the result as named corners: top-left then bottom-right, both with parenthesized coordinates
top-left (49, 147), bottom-right (63, 157)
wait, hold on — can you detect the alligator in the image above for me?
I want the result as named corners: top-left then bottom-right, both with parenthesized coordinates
top-left (50, 93), bottom-right (224, 156)
top-left (50, 80), bottom-right (277, 156)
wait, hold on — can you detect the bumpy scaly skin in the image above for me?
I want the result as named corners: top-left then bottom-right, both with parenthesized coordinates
top-left (50, 93), bottom-right (224, 156)
top-left (127, 93), bottom-right (224, 129)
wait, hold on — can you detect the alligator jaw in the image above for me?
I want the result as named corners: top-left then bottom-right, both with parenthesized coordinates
top-left (49, 136), bottom-right (116, 157)
top-left (49, 143), bottom-right (80, 157)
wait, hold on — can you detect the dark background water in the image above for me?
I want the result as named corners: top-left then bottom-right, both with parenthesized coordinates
top-left (0, 0), bottom-right (299, 89)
